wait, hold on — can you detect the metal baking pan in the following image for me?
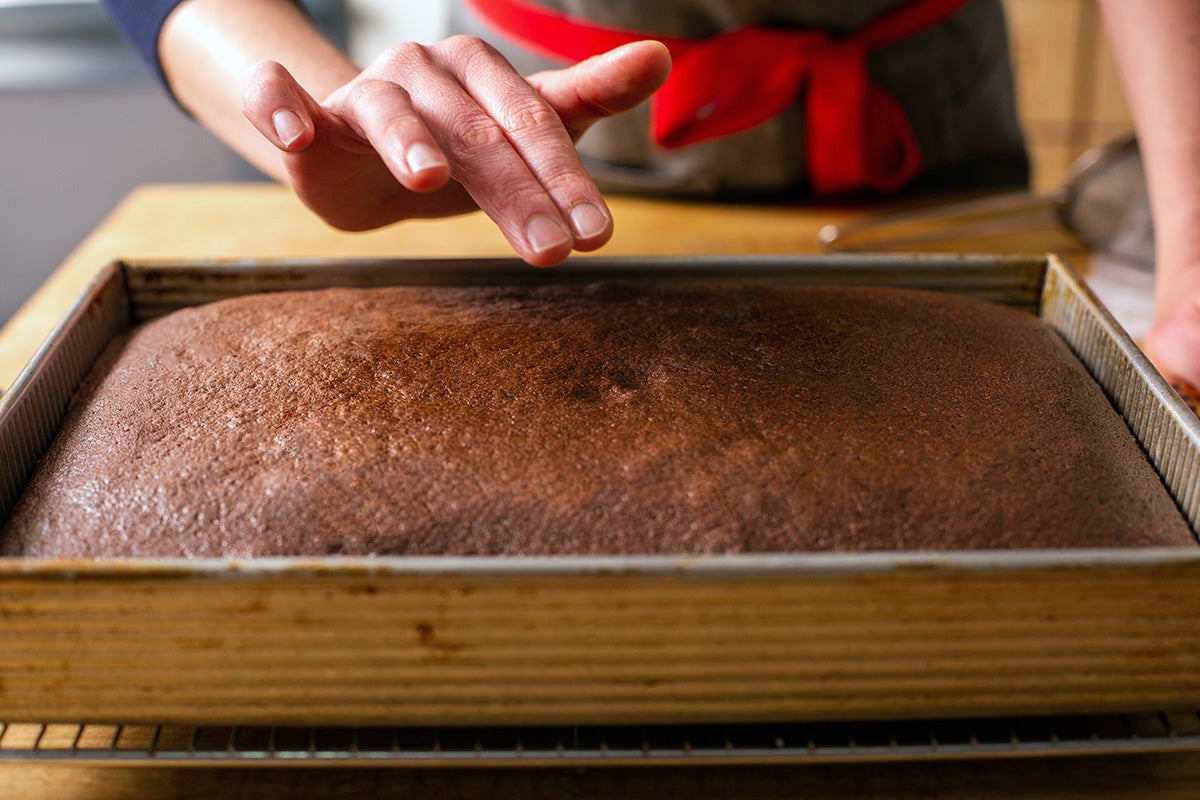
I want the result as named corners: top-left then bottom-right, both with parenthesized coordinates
top-left (1, 253), bottom-right (1198, 729)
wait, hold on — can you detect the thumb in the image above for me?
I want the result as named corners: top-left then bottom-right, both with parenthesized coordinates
top-left (527, 40), bottom-right (671, 141)
top-left (242, 60), bottom-right (323, 152)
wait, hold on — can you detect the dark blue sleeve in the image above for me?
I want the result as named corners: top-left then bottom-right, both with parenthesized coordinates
top-left (99, 0), bottom-right (187, 90)
top-left (100, 1), bottom-right (318, 100)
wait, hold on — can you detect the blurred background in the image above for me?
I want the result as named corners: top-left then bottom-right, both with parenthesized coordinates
top-left (0, 0), bottom-right (1131, 329)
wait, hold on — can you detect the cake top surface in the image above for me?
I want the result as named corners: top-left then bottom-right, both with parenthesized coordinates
top-left (2, 282), bottom-right (1194, 557)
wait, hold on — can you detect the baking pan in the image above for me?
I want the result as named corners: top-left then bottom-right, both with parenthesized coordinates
top-left (1, 253), bottom-right (1198, 728)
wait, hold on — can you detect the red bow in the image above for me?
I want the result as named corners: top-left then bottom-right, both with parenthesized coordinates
top-left (464, 0), bottom-right (968, 195)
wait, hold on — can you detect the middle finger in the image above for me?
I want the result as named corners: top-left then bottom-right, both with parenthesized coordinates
top-left (396, 37), bottom-right (613, 263)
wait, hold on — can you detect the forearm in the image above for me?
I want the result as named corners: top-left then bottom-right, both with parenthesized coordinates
top-left (1097, 0), bottom-right (1200, 310)
top-left (159, 0), bottom-right (359, 181)
top-left (147, 1), bottom-right (668, 264)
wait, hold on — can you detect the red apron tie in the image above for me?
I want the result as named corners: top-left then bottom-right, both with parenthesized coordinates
top-left (463, 0), bottom-right (968, 195)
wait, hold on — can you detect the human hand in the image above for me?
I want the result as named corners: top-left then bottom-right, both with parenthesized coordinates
top-left (1137, 266), bottom-right (1200, 388)
top-left (241, 37), bottom-right (670, 266)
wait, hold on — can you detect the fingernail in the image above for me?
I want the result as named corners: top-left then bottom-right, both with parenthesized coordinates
top-left (272, 109), bottom-right (305, 147)
top-left (569, 203), bottom-right (609, 239)
top-left (525, 214), bottom-right (572, 255)
top-left (406, 142), bottom-right (446, 174)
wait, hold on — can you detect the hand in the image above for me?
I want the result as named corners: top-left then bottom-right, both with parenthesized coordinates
top-left (1144, 277), bottom-right (1200, 389)
top-left (241, 37), bottom-right (670, 266)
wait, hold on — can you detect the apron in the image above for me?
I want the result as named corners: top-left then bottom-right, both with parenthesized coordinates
top-left (450, 0), bottom-right (1029, 198)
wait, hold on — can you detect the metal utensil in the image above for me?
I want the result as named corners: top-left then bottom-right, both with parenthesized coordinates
top-left (818, 135), bottom-right (1154, 268)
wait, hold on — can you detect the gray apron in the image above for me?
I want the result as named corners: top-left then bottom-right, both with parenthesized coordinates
top-left (450, 0), bottom-right (1029, 197)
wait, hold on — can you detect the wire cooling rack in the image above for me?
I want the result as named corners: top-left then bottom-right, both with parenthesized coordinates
top-left (2, 711), bottom-right (1198, 767)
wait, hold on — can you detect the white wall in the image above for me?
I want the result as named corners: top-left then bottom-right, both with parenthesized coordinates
top-left (0, 0), bottom-right (452, 330)
top-left (346, 0), bottom-right (451, 63)
top-left (0, 4), bottom-right (254, 330)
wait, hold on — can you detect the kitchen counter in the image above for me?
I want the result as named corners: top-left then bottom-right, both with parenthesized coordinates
top-left (0, 181), bottom-right (1089, 393)
top-left (2, 182), bottom-right (1195, 799)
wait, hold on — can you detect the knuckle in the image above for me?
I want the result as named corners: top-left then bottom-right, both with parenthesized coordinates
top-left (347, 77), bottom-right (382, 104)
top-left (436, 34), bottom-right (499, 61)
top-left (436, 35), bottom-right (512, 77)
top-left (377, 40), bottom-right (434, 70)
top-left (538, 165), bottom-right (589, 197)
top-left (487, 181), bottom-right (550, 219)
top-left (500, 97), bottom-right (562, 137)
top-left (376, 117), bottom-right (409, 145)
top-left (347, 77), bottom-right (404, 107)
top-left (447, 113), bottom-right (510, 151)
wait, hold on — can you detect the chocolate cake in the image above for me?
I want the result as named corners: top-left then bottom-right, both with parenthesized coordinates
top-left (1, 282), bottom-right (1193, 557)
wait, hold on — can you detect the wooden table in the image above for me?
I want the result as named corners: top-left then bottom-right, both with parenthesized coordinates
top-left (4, 183), bottom-right (1196, 799)
top-left (0, 182), bottom-right (1088, 393)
